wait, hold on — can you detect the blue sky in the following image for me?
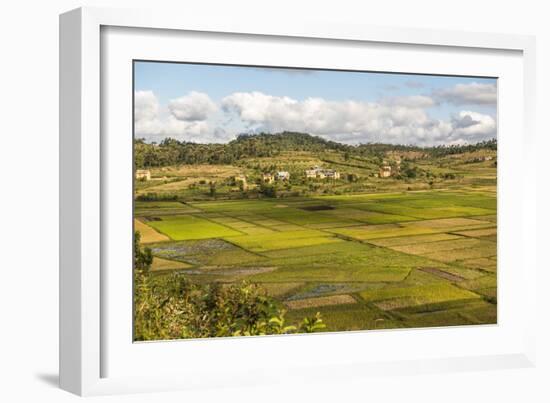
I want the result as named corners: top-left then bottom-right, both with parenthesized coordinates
top-left (134, 61), bottom-right (497, 146)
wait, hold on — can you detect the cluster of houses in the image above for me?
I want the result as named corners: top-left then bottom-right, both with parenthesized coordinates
top-left (305, 166), bottom-right (341, 180)
top-left (465, 155), bottom-right (494, 163)
top-left (139, 161), bottom-right (406, 186)
top-left (261, 171), bottom-right (290, 184)
top-left (258, 166), bottom-right (342, 184)
top-left (378, 157), bottom-right (401, 178)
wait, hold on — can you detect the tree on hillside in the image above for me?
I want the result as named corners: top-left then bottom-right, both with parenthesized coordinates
top-left (259, 182), bottom-right (277, 198)
top-left (209, 181), bottom-right (217, 197)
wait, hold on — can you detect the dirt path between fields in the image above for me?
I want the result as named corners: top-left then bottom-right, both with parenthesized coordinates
top-left (418, 267), bottom-right (464, 282)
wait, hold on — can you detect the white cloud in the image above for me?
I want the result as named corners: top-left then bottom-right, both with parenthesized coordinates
top-left (134, 91), bottom-right (229, 142)
top-left (135, 90), bottom-right (496, 146)
top-left (168, 91), bottom-right (217, 121)
top-left (434, 82), bottom-right (497, 105)
top-left (222, 91), bottom-right (494, 145)
top-left (134, 90), bottom-right (159, 123)
top-left (450, 111), bottom-right (497, 140)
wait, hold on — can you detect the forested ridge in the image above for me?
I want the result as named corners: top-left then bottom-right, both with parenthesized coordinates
top-left (135, 131), bottom-right (497, 168)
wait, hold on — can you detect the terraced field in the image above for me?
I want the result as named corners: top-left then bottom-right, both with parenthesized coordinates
top-left (137, 187), bottom-right (497, 332)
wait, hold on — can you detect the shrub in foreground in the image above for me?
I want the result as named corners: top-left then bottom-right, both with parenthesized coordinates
top-left (134, 232), bottom-right (325, 340)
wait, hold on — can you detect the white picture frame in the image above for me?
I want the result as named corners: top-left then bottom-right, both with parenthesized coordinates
top-left (60, 6), bottom-right (537, 396)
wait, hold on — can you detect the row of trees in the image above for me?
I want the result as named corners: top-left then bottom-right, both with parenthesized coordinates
top-left (426, 139), bottom-right (497, 157)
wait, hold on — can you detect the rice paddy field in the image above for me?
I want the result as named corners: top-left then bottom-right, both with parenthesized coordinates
top-left (135, 165), bottom-right (497, 333)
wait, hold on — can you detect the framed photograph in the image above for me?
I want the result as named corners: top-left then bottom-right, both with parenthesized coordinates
top-left (60, 7), bottom-right (537, 396)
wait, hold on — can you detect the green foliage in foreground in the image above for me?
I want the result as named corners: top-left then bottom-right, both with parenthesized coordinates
top-left (134, 232), bottom-right (325, 341)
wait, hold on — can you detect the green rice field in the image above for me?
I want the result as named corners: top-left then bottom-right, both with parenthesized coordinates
top-left (137, 185), bottom-right (497, 332)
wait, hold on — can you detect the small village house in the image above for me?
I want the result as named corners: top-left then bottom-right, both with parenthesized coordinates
top-left (324, 170), bottom-right (341, 179)
top-left (234, 174), bottom-right (248, 190)
top-left (305, 168), bottom-right (318, 179)
top-left (379, 165), bottom-right (392, 178)
top-left (276, 171), bottom-right (290, 181)
top-left (262, 173), bottom-right (275, 184)
top-left (305, 166), bottom-right (340, 180)
top-left (135, 169), bottom-right (151, 181)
